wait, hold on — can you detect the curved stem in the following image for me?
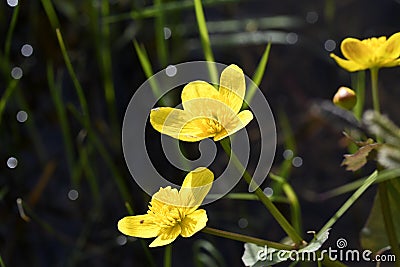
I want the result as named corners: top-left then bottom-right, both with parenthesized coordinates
top-left (219, 139), bottom-right (303, 245)
top-left (202, 227), bottom-right (296, 250)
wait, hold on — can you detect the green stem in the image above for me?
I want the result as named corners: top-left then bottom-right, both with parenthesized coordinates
top-left (202, 227), bottom-right (295, 250)
top-left (370, 67), bottom-right (380, 115)
top-left (370, 67), bottom-right (399, 264)
top-left (378, 182), bottom-right (400, 267)
top-left (352, 70), bottom-right (365, 120)
top-left (270, 173), bottom-right (302, 236)
top-left (220, 139), bottom-right (303, 245)
top-left (318, 170), bottom-right (378, 236)
top-left (163, 244), bottom-right (172, 267)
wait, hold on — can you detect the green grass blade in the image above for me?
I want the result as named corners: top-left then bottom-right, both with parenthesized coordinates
top-left (278, 110), bottom-right (296, 179)
top-left (100, 0), bottom-right (119, 133)
top-left (154, 0), bottom-right (168, 67)
top-left (56, 29), bottom-right (90, 123)
top-left (4, 4), bottom-right (19, 60)
top-left (317, 170), bottom-right (378, 236)
top-left (0, 253), bottom-right (5, 267)
top-left (14, 88), bottom-right (47, 164)
top-left (133, 40), bottom-right (165, 105)
top-left (318, 168), bottom-right (400, 199)
top-left (67, 104), bottom-right (132, 204)
top-left (206, 193), bottom-right (290, 203)
top-left (40, 0), bottom-right (60, 29)
top-left (244, 42), bottom-right (271, 108)
top-left (0, 79), bottom-right (18, 126)
top-left (194, 0), bottom-right (218, 84)
top-left (104, 0), bottom-right (241, 24)
top-left (47, 62), bottom-right (76, 184)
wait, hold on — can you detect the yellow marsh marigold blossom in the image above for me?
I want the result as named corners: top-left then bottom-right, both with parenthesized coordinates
top-left (150, 64), bottom-right (253, 141)
top-left (117, 167), bottom-right (213, 247)
top-left (330, 32), bottom-right (400, 72)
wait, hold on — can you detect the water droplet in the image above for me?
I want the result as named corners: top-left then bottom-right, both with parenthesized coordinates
top-left (165, 65), bottom-right (177, 77)
top-left (306, 11), bottom-right (318, 24)
top-left (16, 110), bottom-right (28, 123)
top-left (164, 27), bottom-right (172, 40)
top-left (116, 235), bottom-right (127, 246)
top-left (263, 187), bottom-right (273, 197)
top-left (21, 44), bottom-right (33, 57)
top-left (11, 67), bottom-right (23, 80)
top-left (68, 189), bottom-right (79, 200)
top-left (283, 149), bottom-right (294, 160)
top-left (7, 0), bottom-right (18, 7)
top-left (286, 32), bottom-right (298, 45)
top-left (7, 157), bottom-right (18, 168)
top-left (324, 39), bottom-right (336, 52)
top-left (292, 156), bottom-right (303, 167)
top-left (238, 218), bottom-right (248, 229)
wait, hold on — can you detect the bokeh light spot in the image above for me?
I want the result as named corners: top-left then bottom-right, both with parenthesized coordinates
top-left (16, 110), bottom-right (28, 123)
top-left (7, 157), bottom-right (18, 169)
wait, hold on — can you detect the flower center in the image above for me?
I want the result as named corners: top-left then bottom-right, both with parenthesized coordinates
top-left (148, 203), bottom-right (184, 228)
top-left (362, 37), bottom-right (386, 49)
top-left (203, 118), bottom-right (223, 134)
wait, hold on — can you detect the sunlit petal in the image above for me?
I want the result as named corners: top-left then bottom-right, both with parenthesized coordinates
top-left (381, 32), bottom-right (400, 59)
top-left (150, 107), bottom-right (214, 141)
top-left (330, 53), bottom-right (364, 72)
top-left (151, 186), bottom-right (181, 206)
top-left (381, 58), bottom-right (400, 68)
top-left (180, 167), bottom-right (214, 210)
top-left (219, 64), bottom-right (245, 114)
top-left (180, 209), bottom-right (208, 237)
top-left (214, 110), bottom-right (254, 141)
top-left (341, 38), bottom-right (372, 66)
top-left (181, 81), bottom-right (220, 116)
top-left (118, 215), bottom-right (160, 238)
top-left (149, 225), bottom-right (181, 247)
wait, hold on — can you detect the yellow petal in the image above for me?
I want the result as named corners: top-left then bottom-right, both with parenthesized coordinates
top-left (180, 167), bottom-right (214, 209)
top-left (213, 110), bottom-right (254, 141)
top-left (180, 209), bottom-right (208, 237)
top-left (382, 32), bottom-right (400, 59)
top-left (381, 58), bottom-right (400, 68)
top-left (150, 107), bottom-right (214, 142)
top-left (181, 81), bottom-right (220, 116)
top-left (117, 214), bottom-right (160, 238)
top-left (149, 224), bottom-right (181, 247)
top-left (151, 186), bottom-right (181, 206)
top-left (218, 64), bottom-right (245, 115)
top-left (341, 38), bottom-right (372, 67)
top-left (330, 53), bottom-right (364, 72)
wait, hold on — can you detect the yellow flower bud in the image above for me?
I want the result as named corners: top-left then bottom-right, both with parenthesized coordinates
top-left (333, 87), bottom-right (357, 110)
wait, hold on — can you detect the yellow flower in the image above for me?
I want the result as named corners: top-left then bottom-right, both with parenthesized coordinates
top-left (330, 32), bottom-right (400, 72)
top-left (117, 167), bottom-right (214, 247)
top-left (150, 64), bottom-right (253, 141)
